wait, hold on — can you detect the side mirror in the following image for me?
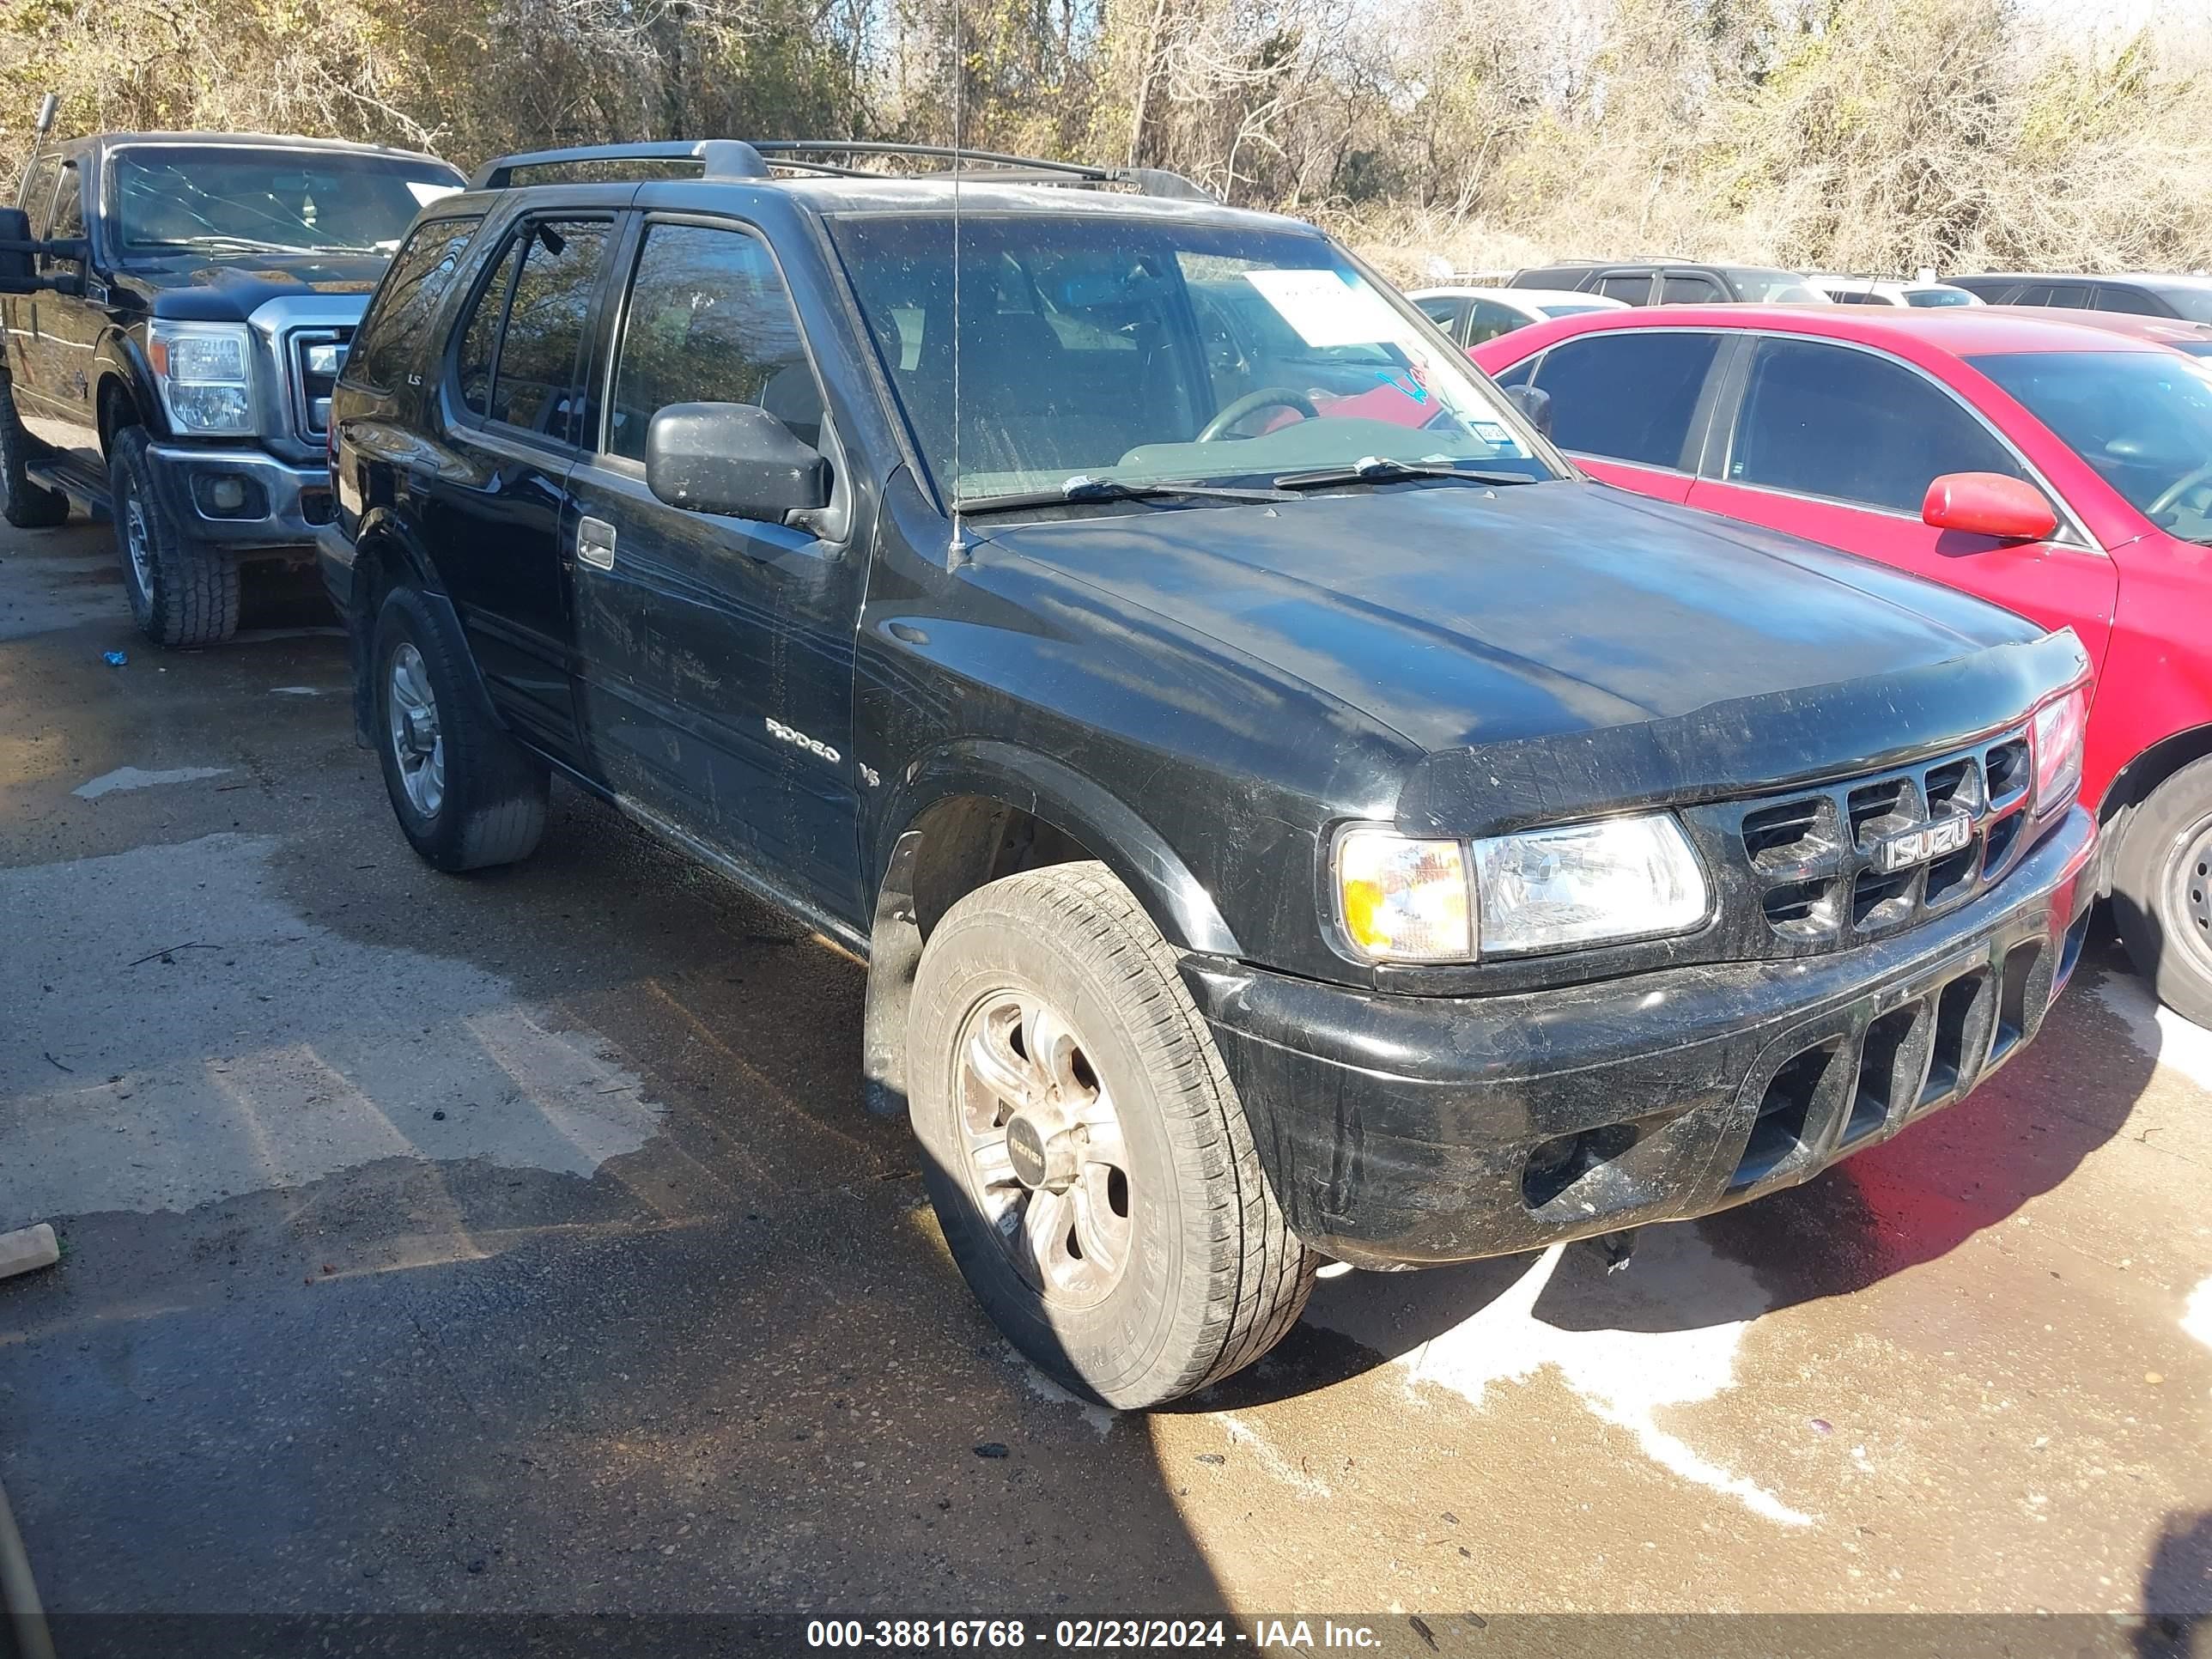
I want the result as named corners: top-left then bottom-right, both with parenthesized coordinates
top-left (0, 207), bottom-right (35, 295)
top-left (1504, 382), bottom-right (1553, 441)
top-left (1922, 471), bottom-right (2057, 543)
top-left (645, 402), bottom-right (830, 522)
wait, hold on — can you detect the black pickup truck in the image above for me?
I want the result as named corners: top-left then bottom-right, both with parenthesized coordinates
top-left (325, 141), bottom-right (2099, 1408)
top-left (0, 122), bottom-right (463, 644)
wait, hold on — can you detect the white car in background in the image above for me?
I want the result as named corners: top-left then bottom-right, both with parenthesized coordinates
top-left (1808, 276), bottom-right (1983, 308)
top-left (1408, 285), bottom-right (1630, 349)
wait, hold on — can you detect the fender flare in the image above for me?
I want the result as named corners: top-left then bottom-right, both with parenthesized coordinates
top-left (93, 332), bottom-right (163, 446)
top-left (880, 738), bottom-right (1241, 957)
top-left (859, 740), bottom-right (1243, 1121)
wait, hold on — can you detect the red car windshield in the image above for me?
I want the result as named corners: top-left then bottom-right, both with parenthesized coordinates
top-left (1972, 349), bottom-right (2212, 543)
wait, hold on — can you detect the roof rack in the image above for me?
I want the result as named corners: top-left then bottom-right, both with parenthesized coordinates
top-left (467, 138), bottom-right (1215, 201)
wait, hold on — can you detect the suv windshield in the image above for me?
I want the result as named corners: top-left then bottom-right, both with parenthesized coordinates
top-left (829, 214), bottom-right (1556, 505)
top-left (1972, 349), bottom-right (2212, 540)
top-left (111, 146), bottom-right (463, 257)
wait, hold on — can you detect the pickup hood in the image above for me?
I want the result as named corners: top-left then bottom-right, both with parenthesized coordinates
top-left (130, 252), bottom-right (385, 323)
top-left (980, 480), bottom-right (2054, 762)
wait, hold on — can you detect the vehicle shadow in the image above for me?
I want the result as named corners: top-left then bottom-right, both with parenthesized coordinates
top-left (1195, 931), bottom-right (2164, 1407)
top-left (2139, 1510), bottom-right (2212, 1658)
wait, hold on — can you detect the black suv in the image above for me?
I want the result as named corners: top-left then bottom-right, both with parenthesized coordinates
top-left (1512, 259), bottom-right (1827, 306)
top-left (325, 140), bottom-right (2099, 1408)
top-left (0, 122), bottom-right (464, 643)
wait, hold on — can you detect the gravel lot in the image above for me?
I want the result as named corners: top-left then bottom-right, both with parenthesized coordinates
top-left (1, 518), bottom-right (2207, 1656)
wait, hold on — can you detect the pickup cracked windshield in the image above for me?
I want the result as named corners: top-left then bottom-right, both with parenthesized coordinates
top-left (830, 215), bottom-right (1555, 506)
top-left (112, 145), bottom-right (463, 257)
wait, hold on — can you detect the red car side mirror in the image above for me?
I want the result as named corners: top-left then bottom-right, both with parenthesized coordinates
top-left (1922, 471), bottom-right (2058, 543)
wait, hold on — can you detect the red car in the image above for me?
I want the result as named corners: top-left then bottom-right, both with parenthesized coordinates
top-left (1474, 305), bottom-right (2212, 1023)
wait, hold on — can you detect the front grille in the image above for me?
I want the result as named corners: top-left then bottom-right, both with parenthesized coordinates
top-left (285, 326), bottom-right (354, 441)
top-left (1720, 728), bottom-right (2035, 952)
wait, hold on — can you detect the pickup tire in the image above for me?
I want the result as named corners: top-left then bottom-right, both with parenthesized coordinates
top-left (908, 860), bottom-right (1316, 1408)
top-left (370, 585), bottom-right (549, 872)
top-left (2113, 754), bottom-right (2212, 1029)
top-left (111, 426), bottom-right (239, 646)
top-left (0, 380), bottom-right (70, 529)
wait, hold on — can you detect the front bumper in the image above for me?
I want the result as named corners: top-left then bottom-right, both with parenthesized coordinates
top-left (147, 442), bottom-right (335, 551)
top-left (1182, 805), bottom-right (2099, 1269)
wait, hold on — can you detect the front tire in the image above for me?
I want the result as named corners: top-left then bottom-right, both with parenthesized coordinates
top-left (371, 586), bottom-right (549, 872)
top-left (2114, 754), bottom-right (2212, 1029)
top-left (908, 860), bottom-right (1316, 1409)
top-left (0, 379), bottom-right (70, 529)
top-left (111, 426), bottom-right (238, 646)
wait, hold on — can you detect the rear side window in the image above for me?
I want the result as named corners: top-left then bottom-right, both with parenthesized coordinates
top-left (1661, 273), bottom-right (1723, 304)
top-left (2094, 285), bottom-right (2166, 316)
top-left (606, 222), bottom-right (822, 462)
top-left (489, 222), bottom-right (610, 441)
top-left (1598, 271), bottom-right (1651, 305)
top-left (2043, 283), bottom-right (2093, 308)
top-left (455, 240), bottom-right (522, 419)
top-left (1464, 299), bottom-right (1530, 345)
top-left (349, 216), bottom-right (482, 393)
top-left (1415, 296), bottom-right (1468, 335)
top-left (1727, 338), bottom-right (2023, 513)
top-left (1530, 331), bottom-right (1720, 468)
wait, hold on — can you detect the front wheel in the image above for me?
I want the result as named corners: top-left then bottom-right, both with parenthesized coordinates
top-left (2114, 754), bottom-right (2212, 1029)
top-left (908, 860), bottom-right (1316, 1408)
top-left (370, 586), bottom-right (549, 872)
top-left (111, 426), bottom-right (238, 646)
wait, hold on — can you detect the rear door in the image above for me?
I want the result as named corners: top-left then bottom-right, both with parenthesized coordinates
top-left (425, 214), bottom-right (615, 760)
top-left (565, 214), bottom-right (867, 921)
top-left (1686, 335), bottom-right (2117, 659)
top-left (1516, 328), bottom-right (1729, 502)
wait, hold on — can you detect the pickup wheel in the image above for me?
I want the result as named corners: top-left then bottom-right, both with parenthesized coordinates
top-left (908, 860), bottom-right (1316, 1409)
top-left (0, 379), bottom-right (70, 528)
top-left (2113, 754), bottom-right (2212, 1029)
top-left (110, 426), bottom-right (239, 646)
top-left (370, 585), bottom-right (549, 872)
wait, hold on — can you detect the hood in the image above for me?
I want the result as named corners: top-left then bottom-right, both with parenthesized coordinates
top-left (131, 252), bottom-right (387, 321)
top-left (978, 479), bottom-right (2047, 758)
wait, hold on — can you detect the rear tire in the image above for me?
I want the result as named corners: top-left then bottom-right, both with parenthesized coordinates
top-left (371, 585), bottom-right (549, 872)
top-left (908, 860), bottom-right (1316, 1409)
top-left (2113, 754), bottom-right (2212, 1030)
top-left (0, 380), bottom-right (70, 529)
top-left (111, 426), bottom-right (238, 646)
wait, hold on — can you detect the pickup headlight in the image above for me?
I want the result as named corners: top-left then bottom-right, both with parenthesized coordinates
top-left (1333, 813), bottom-right (1709, 963)
top-left (148, 320), bottom-right (257, 436)
top-left (2031, 685), bottom-right (2087, 814)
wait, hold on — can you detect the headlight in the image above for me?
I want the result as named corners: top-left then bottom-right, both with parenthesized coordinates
top-left (1333, 813), bottom-right (1709, 963)
top-left (2031, 685), bottom-right (2087, 814)
top-left (148, 320), bottom-right (257, 436)
top-left (1473, 812), bottom-right (1709, 957)
top-left (1335, 830), bottom-right (1472, 963)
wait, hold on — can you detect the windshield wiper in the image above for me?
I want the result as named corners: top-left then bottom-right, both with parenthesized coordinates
top-left (1272, 456), bottom-right (1540, 490)
top-left (956, 477), bottom-right (1296, 514)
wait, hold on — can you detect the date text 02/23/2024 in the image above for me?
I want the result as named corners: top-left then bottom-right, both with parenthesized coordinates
top-left (804, 1619), bottom-right (1387, 1650)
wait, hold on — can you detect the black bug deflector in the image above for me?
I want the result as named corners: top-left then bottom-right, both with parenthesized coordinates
top-left (1181, 803), bottom-right (2097, 1270)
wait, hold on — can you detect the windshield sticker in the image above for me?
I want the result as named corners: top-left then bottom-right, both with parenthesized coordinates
top-left (1371, 367), bottom-right (1430, 404)
top-left (406, 182), bottom-right (464, 207)
top-left (1243, 269), bottom-right (1404, 349)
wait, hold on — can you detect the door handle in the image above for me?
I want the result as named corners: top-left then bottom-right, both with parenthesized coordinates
top-left (577, 516), bottom-right (617, 571)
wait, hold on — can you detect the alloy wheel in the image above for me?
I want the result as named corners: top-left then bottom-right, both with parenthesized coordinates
top-left (954, 988), bottom-right (1133, 1310)
top-left (386, 642), bottom-right (446, 817)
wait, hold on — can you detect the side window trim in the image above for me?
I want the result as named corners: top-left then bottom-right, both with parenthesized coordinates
top-left (1705, 331), bottom-right (2098, 547)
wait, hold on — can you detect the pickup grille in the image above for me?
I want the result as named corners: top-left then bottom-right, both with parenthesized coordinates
top-left (285, 326), bottom-right (354, 441)
top-left (1723, 730), bottom-right (2034, 951)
